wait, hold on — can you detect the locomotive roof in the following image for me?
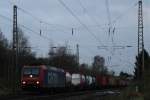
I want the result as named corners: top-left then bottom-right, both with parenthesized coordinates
top-left (23, 65), bottom-right (47, 69)
top-left (23, 65), bottom-right (65, 73)
top-left (47, 66), bottom-right (65, 73)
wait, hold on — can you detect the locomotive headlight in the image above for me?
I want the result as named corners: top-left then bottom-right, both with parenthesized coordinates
top-left (29, 75), bottom-right (33, 78)
top-left (36, 81), bottom-right (40, 84)
top-left (22, 81), bottom-right (26, 84)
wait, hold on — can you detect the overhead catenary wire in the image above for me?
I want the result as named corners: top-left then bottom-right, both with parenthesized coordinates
top-left (77, 0), bottom-right (109, 44)
top-left (12, 0), bottom-right (138, 37)
top-left (0, 13), bottom-right (108, 56)
top-left (103, 1), bottom-right (138, 55)
top-left (0, 14), bottom-right (137, 72)
top-left (7, 0), bottom-right (72, 29)
top-left (20, 24), bottom-right (53, 42)
top-left (1, 0), bottom-right (139, 66)
top-left (78, 0), bottom-right (105, 31)
top-left (0, 14), bottom-right (71, 40)
top-left (105, 0), bottom-right (117, 47)
top-left (57, 0), bottom-right (105, 46)
top-left (105, 0), bottom-right (112, 30)
top-left (71, 1), bottom-right (139, 31)
top-left (7, 0), bottom-right (138, 31)
top-left (13, 0), bottom-right (139, 54)
top-left (17, 7), bottom-right (71, 29)
top-left (0, 14), bottom-right (53, 42)
top-left (0, 14), bottom-right (12, 22)
top-left (16, 6), bottom-right (81, 37)
top-left (6, 1), bottom-right (71, 34)
top-left (56, 0), bottom-right (139, 57)
top-left (111, 2), bottom-right (138, 26)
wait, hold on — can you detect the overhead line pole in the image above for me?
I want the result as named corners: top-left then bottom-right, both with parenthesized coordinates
top-left (137, 0), bottom-right (144, 79)
top-left (12, 5), bottom-right (18, 92)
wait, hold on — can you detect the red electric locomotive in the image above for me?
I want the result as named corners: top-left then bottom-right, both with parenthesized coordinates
top-left (21, 65), bottom-right (66, 90)
top-left (21, 65), bottom-right (47, 89)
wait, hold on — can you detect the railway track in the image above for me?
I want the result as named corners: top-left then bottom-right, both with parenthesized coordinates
top-left (0, 89), bottom-right (120, 100)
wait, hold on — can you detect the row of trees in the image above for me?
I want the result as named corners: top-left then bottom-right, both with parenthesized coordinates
top-left (0, 28), bottom-right (37, 87)
top-left (0, 28), bottom-right (109, 87)
top-left (48, 45), bottom-right (108, 75)
top-left (134, 49), bottom-right (150, 79)
top-left (134, 48), bottom-right (150, 98)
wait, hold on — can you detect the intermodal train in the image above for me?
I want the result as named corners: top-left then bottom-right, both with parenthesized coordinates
top-left (21, 65), bottom-right (129, 91)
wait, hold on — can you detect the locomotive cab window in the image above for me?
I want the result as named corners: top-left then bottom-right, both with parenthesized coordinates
top-left (23, 67), bottom-right (40, 76)
top-left (32, 68), bottom-right (40, 75)
top-left (23, 68), bottom-right (31, 75)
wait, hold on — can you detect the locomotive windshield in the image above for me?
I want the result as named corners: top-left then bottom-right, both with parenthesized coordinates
top-left (23, 67), bottom-right (40, 76)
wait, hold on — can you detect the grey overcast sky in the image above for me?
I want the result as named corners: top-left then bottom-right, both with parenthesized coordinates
top-left (0, 0), bottom-right (150, 75)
